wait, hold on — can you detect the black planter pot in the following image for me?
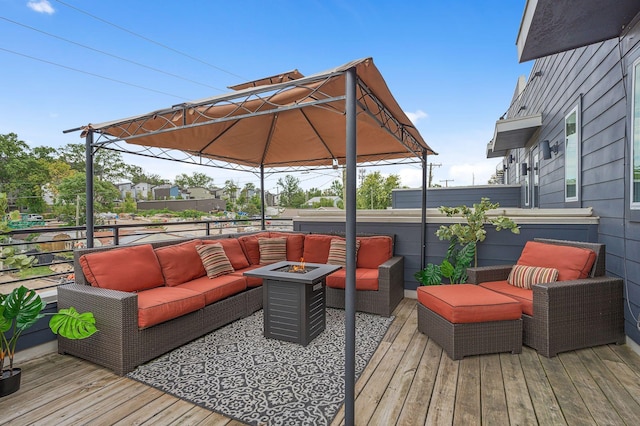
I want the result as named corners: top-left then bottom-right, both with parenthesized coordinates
top-left (1, 368), bottom-right (22, 397)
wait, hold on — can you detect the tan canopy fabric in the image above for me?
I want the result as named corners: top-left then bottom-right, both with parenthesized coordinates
top-left (80, 58), bottom-right (435, 169)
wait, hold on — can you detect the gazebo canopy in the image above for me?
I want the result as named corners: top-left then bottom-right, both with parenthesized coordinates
top-left (75, 58), bottom-right (435, 171)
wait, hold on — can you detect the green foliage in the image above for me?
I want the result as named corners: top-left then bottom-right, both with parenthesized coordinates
top-left (277, 175), bottom-right (305, 208)
top-left (356, 171), bottom-right (401, 209)
top-left (415, 198), bottom-right (519, 285)
top-left (1, 286), bottom-right (97, 372)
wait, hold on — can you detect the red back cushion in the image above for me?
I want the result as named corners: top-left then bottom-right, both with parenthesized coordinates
top-left (356, 236), bottom-right (393, 269)
top-left (302, 234), bottom-right (335, 263)
top-left (202, 238), bottom-right (250, 270)
top-left (269, 232), bottom-right (305, 261)
top-left (237, 232), bottom-right (270, 265)
top-left (154, 239), bottom-right (206, 286)
top-left (517, 241), bottom-right (597, 281)
top-left (79, 244), bottom-right (164, 292)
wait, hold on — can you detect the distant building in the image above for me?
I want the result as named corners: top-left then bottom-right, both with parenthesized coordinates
top-left (186, 187), bottom-right (215, 199)
top-left (153, 185), bottom-right (183, 200)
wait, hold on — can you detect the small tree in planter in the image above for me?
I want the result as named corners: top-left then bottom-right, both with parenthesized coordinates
top-left (415, 198), bottom-right (520, 285)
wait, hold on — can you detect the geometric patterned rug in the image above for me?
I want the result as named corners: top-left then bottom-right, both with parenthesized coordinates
top-left (128, 308), bottom-right (394, 425)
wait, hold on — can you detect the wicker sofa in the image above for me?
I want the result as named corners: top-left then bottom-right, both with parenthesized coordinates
top-left (467, 238), bottom-right (625, 357)
top-left (58, 231), bottom-right (403, 375)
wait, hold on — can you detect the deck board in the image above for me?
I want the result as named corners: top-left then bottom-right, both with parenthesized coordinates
top-left (2, 299), bottom-right (640, 425)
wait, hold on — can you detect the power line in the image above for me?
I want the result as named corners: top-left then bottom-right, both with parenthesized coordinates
top-left (53, 0), bottom-right (248, 82)
top-left (0, 16), bottom-right (226, 92)
top-left (0, 47), bottom-right (189, 100)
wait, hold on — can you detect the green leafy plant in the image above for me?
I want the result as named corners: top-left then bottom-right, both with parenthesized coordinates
top-left (415, 198), bottom-right (520, 285)
top-left (1, 286), bottom-right (97, 376)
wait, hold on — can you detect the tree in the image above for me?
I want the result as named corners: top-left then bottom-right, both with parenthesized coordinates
top-left (356, 171), bottom-right (401, 210)
top-left (324, 179), bottom-right (343, 197)
top-left (57, 144), bottom-right (129, 182)
top-left (55, 174), bottom-right (120, 225)
top-left (121, 191), bottom-right (137, 213)
top-left (277, 175), bottom-right (305, 207)
top-left (174, 172), bottom-right (214, 189)
top-left (125, 165), bottom-right (166, 186)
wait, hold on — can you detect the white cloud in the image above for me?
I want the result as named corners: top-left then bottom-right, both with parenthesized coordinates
top-left (405, 109), bottom-right (428, 124)
top-left (27, 0), bottom-right (55, 14)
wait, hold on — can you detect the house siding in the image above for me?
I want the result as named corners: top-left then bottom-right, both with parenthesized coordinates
top-left (392, 185), bottom-right (521, 209)
top-left (498, 21), bottom-right (640, 344)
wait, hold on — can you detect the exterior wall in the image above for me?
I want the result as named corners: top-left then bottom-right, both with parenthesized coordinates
top-left (496, 23), bottom-right (640, 344)
top-left (187, 187), bottom-right (214, 199)
top-left (392, 185), bottom-right (522, 209)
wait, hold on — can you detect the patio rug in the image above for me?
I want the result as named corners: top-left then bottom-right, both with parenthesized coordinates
top-left (127, 308), bottom-right (394, 425)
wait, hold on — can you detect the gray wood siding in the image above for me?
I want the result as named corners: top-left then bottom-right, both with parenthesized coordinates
top-left (392, 186), bottom-right (521, 209)
top-left (500, 21), bottom-right (640, 344)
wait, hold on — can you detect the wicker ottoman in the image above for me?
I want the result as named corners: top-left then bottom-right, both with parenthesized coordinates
top-left (416, 284), bottom-right (522, 360)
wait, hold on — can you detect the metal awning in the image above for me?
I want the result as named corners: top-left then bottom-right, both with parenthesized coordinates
top-left (517, 0), bottom-right (640, 62)
top-left (486, 141), bottom-right (507, 159)
top-left (490, 113), bottom-right (541, 153)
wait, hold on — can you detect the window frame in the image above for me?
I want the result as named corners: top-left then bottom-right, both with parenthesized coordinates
top-left (564, 104), bottom-right (580, 203)
top-left (631, 57), bottom-right (640, 209)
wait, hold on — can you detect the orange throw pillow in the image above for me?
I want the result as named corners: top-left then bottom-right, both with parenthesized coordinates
top-left (507, 264), bottom-right (559, 289)
top-left (154, 240), bottom-right (206, 286)
top-left (517, 241), bottom-right (596, 280)
top-left (79, 244), bottom-right (164, 292)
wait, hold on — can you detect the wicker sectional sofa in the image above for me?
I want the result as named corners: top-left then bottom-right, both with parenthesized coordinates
top-left (58, 231), bottom-right (403, 375)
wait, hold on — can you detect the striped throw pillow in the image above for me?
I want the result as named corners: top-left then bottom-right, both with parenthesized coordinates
top-left (258, 237), bottom-right (287, 264)
top-left (327, 238), bottom-right (360, 267)
top-left (507, 264), bottom-right (559, 289)
top-left (196, 243), bottom-right (234, 279)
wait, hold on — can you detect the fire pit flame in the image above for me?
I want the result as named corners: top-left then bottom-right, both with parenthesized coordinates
top-left (291, 258), bottom-right (305, 272)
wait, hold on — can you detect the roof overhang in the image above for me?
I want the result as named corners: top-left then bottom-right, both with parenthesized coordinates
top-left (490, 113), bottom-right (542, 155)
top-left (517, 0), bottom-right (640, 62)
top-left (486, 141), bottom-right (507, 159)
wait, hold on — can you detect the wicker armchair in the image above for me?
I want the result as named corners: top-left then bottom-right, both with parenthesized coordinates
top-left (467, 238), bottom-right (625, 357)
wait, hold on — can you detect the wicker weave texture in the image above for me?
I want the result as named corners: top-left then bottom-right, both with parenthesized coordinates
top-left (417, 303), bottom-right (522, 360)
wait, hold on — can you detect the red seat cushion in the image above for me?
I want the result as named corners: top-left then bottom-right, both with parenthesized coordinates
top-left (137, 287), bottom-right (205, 329)
top-left (326, 268), bottom-right (377, 291)
top-left (201, 238), bottom-right (250, 270)
top-left (356, 236), bottom-right (393, 269)
top-left (479, 281), bottom-right (534, 316)
top-left (517, 241), bottom-right (596, 281)
top-left (231, 265), bottom-right (264, 287)
top-left (154, 239), bottom-right (206, 286)
top-left (176, 275), bottom-right (247, 305)
top-left (79, 244), bottom-right (164, 292)
top-left (417, 284), bottom-right (522, 323)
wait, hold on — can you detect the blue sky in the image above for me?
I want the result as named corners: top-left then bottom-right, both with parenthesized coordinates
top-left (0, 0), bottom-right (532, 191)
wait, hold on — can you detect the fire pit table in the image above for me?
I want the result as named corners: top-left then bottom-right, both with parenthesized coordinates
top-left (244, 261), bottom-right (341, 345)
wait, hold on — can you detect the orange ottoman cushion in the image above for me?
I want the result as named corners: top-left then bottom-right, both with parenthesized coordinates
top-left (417, 284), bottom-right (521, 323)
top-left (517, 241), bottom-right (596, 281)
top-left (326, 268), bottom-right (378, 291)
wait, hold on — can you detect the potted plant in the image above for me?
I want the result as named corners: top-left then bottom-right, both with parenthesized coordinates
top-left (415, 197), bottom-right (520, 285)
top-left (1, 286), bottom-right (97, 397)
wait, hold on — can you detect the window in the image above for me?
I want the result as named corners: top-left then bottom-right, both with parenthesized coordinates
top-left (632, 58), bottom-right (640, 208)
top-left (565, 106), bottom-right (580, 202)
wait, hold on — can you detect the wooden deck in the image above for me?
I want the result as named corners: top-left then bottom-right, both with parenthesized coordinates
top-left (2, 298), bottom-right (639, 425)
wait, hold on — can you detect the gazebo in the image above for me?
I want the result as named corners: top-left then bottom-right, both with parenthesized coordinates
top-left (66, 57), bottom-right (435, 424)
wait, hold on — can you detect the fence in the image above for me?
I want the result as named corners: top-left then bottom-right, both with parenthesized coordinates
top-left (0, 218), bottom-right (293, 293)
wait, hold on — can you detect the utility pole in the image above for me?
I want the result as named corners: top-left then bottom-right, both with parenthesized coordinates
top-left (440, 179), bottom-right (454, 187)
top-left (358, 169), bottom-right (366, 186)
top-left (428, 163), bottom-right (441, 187)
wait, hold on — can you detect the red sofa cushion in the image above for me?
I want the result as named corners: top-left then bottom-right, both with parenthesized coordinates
top-left (356, 236), bottom-right (393, 269)
top-left (177, 275), bottom-right (247, 305)
top-left (517, 241), bottom-right (596, 281)
top-left (303, 234), bottom-right (335, 263)
top-left (154, 239), bottom-right (206, 286)
top-left (231, 265), bottom-right (264, 287)
top-left (417, 284), bottom-right (522, 323)
top-left (237, 232), bottom-right (270, 265)
top-left (479, 281), bottom-right (534, 316)
top-left (79, 244), bottom-right (164, 292)
top-left (326, 268), bottom-right (378, 291)
top-left (269, 232), bottom-right (305, 261)
top-left (201, 238), bottom-right (250, 270)
top-left (137, 287), bottom-right (205, 329)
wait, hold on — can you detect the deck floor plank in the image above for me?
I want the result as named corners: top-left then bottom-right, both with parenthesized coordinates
top-left (519, 347), bottom-right (567, 425)
top-left (3, 299), bottom-right (640, 425)
top-left (453, 356), bottom-right (481, 426)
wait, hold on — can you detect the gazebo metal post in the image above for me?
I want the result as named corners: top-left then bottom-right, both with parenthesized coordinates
top-left (421, 149), bottom-right (427, 269)
top-left (345, 66), bottom-right (357, 426)
top-left (85, 131), bottom-right (95, 248)
top-left (260, 165), bottom-right (265, 230)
